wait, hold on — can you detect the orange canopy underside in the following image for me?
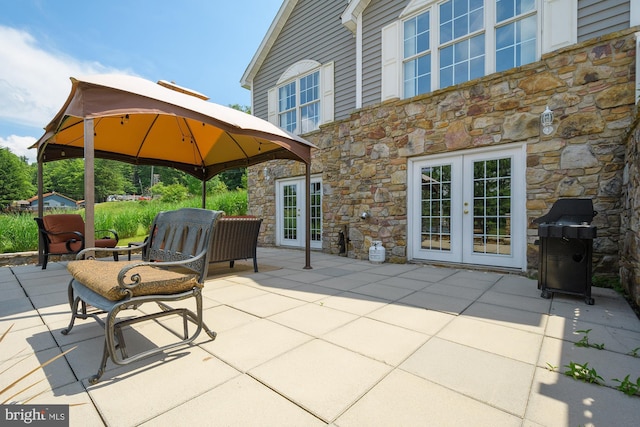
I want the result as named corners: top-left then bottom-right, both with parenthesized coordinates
top-left (35, 75), bottom-right (316, 180)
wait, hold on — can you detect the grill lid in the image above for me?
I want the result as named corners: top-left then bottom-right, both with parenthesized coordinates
top-left (533, 198), bottom-right (597, 225)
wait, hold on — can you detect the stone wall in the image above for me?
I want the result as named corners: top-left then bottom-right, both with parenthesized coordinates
top-left (248, 27), bottom-right (638, 276)
top-left (620, 109), bottom-right (640, 306)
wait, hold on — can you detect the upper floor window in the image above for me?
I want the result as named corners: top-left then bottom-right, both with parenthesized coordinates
top-left (495, 0), bottom-right (536, 72)
top-left (268, 60), bottom-right (334, 135)
top-left (278, 71), bottom-right (320, 134)
top-left (439, 0), bottom-right (485, 87)
top-left (404, 11), bottom-right (431, 97)
top-left (388, 0), bottom-right (540, 100)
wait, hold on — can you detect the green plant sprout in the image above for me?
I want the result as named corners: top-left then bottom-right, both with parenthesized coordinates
top-left (627, 347), bottom-right (640, 358)
top-left (575, 329), bottom-right (605, 350)
top-left (612, 375), bottom-right (640, 396)
top-left (563, 361), bottom-right (604, 384)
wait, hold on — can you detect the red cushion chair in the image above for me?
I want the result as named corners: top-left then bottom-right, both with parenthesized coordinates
top-left (35, 214), bottom-right (119, 269)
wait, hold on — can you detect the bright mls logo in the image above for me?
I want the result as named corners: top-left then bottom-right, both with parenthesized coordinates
top-left (1, 405), bottom-right (68, 426)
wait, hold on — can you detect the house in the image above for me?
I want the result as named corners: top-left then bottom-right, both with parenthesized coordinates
top-left (241, 0), bottom-right (640, 304)
top-left (26, 192), bottom-right (78, 210)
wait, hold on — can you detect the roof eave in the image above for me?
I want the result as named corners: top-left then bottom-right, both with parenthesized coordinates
top-left (341, 0), bottom-right (372, 34)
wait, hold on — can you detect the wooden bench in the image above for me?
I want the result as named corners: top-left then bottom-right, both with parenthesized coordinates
top-left (208, 216), bottom-right (263, 272)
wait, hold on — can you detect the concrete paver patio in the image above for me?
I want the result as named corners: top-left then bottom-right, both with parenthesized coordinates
top-left (1, 247), bottom-right (639, 426)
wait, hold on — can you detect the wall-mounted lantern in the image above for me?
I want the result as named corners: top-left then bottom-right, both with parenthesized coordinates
top-left (541, 106), bottom-right (554, 135)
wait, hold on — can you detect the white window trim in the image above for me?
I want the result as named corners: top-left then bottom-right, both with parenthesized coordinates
top-left (383, 0), bottom-right (576, 102)
top-left (268, 60), bottom-right (334, 133)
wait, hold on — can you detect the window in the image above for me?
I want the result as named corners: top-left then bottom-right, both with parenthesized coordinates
top-left (389, 0), bottom-right (540, 100)
top-left (269, 61), bottom-right (334, 134)
top-left (495, 0), bottom-right (536, 72)
top-left (278, 81), bottom-right (297, 133)
top-left (299, 72), bottom-right (320, 133)
top-left (278, 71), bottom-right (320, 134)
top-left (439, 0), bottom-right (485, 88)
top-left (403, 11), bottom-right (431, 97)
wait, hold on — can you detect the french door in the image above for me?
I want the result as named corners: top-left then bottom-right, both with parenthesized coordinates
top-left (276, 176), bottom-right (322, 249)
top-left (409, 146), bottom-right (525, 269)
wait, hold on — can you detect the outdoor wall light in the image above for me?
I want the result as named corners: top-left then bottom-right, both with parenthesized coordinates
top-left (360, 211), bottom-right (370, 220)
top-left (541, 106), bottom-right (554, 135)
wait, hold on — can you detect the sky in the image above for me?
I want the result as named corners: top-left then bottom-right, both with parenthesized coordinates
top-left (0, 0), bottom-right (283, 164)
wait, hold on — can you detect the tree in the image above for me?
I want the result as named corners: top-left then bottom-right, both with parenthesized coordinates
top-left (42, 159), bottom-right (84, 200)
top-left (218, 169), bottom-right (247, 190)
top-left (0, 147), bottom-right (35, 209)
top-left (41, 158), bottom-right (132, 202)
top-left (94, 160), bottom-right (133, 201)
top-left (228, 104), bottom-right (251, 114)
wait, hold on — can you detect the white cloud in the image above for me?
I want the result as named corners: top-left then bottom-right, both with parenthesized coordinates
top-left (0, 135), bottom-right (37, 163)
top-left (0, 25), bottom-right (132, 132)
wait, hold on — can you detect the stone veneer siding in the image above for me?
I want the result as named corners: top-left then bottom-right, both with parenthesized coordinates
top-left (248, 27), bottom-right (638, 278)
top-left (620, 108), bottom-right (640, 306)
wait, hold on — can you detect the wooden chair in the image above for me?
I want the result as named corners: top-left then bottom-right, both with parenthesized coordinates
top-left (61, 208), bottom-right (223, 384)
top-left (35, 214), bottom-right (119, 269)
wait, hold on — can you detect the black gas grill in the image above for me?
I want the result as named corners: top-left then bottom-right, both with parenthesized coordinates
top-left (534, 199), bottom-right (598, 305)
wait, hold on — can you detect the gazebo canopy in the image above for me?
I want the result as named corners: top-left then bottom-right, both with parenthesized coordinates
top-left (34, 74), bottom-right (315, 180)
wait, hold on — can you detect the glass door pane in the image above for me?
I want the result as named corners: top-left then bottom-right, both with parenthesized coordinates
top-left (420, 164), bottom-right (452, 251)
top-left (283, 183), bottom-right (298, 241)
top-left (471, 157), bottom-right (512, 255)
top-left (310, 181), bottom-right (322, 243)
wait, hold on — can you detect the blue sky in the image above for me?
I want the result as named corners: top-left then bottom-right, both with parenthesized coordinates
top-left (0, 0), bottom-right (283, 163)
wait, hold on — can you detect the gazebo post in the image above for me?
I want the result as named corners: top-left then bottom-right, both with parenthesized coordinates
top-left (201, 179), bottom-right (207, 208)
top-left (304, 161), bottom-right (312, 269)
top-left (84, 119), bottom-right (95, 250)
top-left (36, 149), bottom-right (44, 266)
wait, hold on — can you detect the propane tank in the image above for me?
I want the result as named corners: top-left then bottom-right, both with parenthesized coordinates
top-left (369, 241), bottom-right (385, 263)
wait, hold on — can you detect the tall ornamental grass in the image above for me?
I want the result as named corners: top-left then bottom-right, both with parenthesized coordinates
top-left (0, 213), bottom-right (38, 253)
top-left (0, 189), bottom-right (248, 254)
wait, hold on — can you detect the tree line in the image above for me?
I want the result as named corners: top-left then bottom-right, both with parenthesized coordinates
top-left (0, 146), bottom-right (246, 210)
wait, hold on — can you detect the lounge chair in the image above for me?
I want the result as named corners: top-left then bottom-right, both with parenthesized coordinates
top-left (61, 208), bottom-right (222, 384)
top-left (35, 214), bottom-right (119, 269)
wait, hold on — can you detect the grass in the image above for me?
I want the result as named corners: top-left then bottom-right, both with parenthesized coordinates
top-left (0, 190), bottom-right (248, 254)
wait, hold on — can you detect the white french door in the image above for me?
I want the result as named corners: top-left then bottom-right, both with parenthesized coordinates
top-left (409, 145), bottom-right (526, 269)
top-left (276, 176), bottom-right (322, 249)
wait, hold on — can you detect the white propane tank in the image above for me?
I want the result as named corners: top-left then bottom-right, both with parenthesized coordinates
top-left (369, 241), bottom-right (385, 263)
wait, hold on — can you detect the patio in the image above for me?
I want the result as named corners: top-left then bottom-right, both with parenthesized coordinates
top-left (1, 247), bottom-right (639, 426)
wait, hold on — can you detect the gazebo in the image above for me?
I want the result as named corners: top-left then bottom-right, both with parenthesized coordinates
top-left (33, 74), bottom-right (316, 268)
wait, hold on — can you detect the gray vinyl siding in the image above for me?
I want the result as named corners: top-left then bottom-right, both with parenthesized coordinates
top-left (252, 0), bottom-right (356, 123)
top-left (361, 0), bottom-right (409, 108)
top-left (578, 0), bottom-right (630, 42)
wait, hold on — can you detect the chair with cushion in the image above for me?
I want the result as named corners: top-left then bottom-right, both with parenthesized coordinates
top-left (35, 214), bottom-right (119, 269)
top-left (61, 208), bottom-right (223, 384)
